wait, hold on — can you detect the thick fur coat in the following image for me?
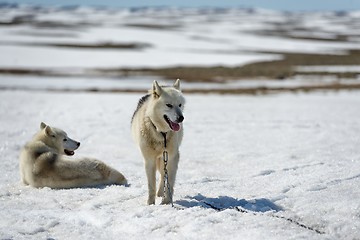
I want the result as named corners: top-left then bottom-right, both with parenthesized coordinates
top-left (20, 122), bottom-right (127, 188)
top-left (131, 80), bottom-right (185, 205)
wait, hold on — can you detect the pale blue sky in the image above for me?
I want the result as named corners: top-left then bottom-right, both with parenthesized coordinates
top-left (4, 0), bottom-right (360, 11)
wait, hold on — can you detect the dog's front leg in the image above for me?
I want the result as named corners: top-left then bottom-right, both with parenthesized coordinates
top-left (145, 159), bottom-right (156, 205)
top-left (157, 171), bottom-right (165, 198)
top-left (160, 151), bottom-right (179, 205)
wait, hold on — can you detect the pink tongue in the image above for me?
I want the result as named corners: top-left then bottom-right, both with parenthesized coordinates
top-left (170, 121), bottom-right (181, 131)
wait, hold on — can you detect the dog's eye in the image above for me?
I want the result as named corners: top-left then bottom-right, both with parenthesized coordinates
top-left (63, 139), bottom-right (67, 142)
top-left (166, 104), bottom-right (173, 108)
top-left (51, 135), bottom-right (56, 138)
top-left (179, 104), bottom-right (182, 108)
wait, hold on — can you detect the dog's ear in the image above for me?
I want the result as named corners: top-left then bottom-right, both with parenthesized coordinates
top-left (152, 80), bottom-right (163, 97)
top-left (44, 126), bottom-right (55, 137)
top-left (173, 79), bottom-right (181, 90)
top-left (40, 122), bottom-right (47, 130)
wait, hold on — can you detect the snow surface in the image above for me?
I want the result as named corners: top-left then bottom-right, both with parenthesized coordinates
top-left (296, 65), bottom-right (360, 73)
top-left (1, 5), bottom-right (360, 239)
top-left (1, 89), bottom-right (360, 239)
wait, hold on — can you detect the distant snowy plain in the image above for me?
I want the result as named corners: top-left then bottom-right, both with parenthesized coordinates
top-left (0, 90), bottom-right (360, 239)
top-left (0, 6), bottom-right (359, 70)
top-left (0, 5), bottom-right (360, 93)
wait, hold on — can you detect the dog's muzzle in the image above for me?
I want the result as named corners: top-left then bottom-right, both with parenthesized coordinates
top-left (164, 115), bottom-right (182, 132)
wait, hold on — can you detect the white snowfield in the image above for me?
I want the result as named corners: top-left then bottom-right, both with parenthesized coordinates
top-left (0, 90), bottom-right (360, 239)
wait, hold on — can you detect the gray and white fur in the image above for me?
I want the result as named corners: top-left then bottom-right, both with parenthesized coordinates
top-left (20, 122), bottom-right (127, 189)
top-left (131, 79), bottom-right (185, 205)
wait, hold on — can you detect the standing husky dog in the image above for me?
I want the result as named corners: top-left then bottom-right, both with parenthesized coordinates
top-left (131, 79), bottom-right (185, 205)
top-left (20, 122), bottom-right (127, 188)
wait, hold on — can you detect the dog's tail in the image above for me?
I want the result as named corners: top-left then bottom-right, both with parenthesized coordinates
top-left (95, 160), bottom-right (128, 185)
top-left (108, 167), bottom-right (128, 185)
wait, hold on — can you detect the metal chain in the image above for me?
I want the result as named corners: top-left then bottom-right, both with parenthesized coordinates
top-left (161, 132), bottom-right (174, 207)
top-left (203, 202), bottom-right (324, 234)
top-left (162, 150), bottom-right (173, 206)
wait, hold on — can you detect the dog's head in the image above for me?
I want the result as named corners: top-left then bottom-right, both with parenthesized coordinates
top-left (40, 122), bottom-right (80, 156)
top-left (149, 79), bottom-right (185, 132)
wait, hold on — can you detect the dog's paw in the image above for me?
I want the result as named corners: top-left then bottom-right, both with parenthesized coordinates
top-left (157, 189), bottom-right (164, 197)
top-left (160, 197), bottom-right (171, 205)
top-left (147, 197), bottom-right (155, 205)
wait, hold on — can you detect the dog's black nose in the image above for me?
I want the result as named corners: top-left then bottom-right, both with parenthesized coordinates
top-left (177, 115), bottom-right (184, 123)
top-left (77, 142), bottom-right (80, 147)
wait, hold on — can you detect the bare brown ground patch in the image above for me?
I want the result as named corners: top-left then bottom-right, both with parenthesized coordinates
top-left (96, 50), bottom-right (360, 81)
top-left (0, 41), bottom-right (152, 50)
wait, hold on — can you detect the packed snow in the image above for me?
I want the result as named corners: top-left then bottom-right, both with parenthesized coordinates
top-left (0, 89), bottom-right (360, 239)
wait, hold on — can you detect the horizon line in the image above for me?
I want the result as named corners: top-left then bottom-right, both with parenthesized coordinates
top-left (0, 2), bottom-right (358, 13)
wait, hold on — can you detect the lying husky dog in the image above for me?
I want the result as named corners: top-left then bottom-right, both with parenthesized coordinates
top-left (131, 79), bottom-right (185, 205)
top-left (20, 122), bottom-right (127, 188)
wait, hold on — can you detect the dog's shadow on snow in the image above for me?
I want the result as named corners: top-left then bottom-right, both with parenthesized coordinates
top-left (175, 193), bottom-right (283, 212)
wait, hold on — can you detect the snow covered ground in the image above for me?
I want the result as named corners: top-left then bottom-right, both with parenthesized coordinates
top-left (296, 65), bottom-right (360, 73)
top-left (1, 89), bottom-right (360, 239)
top-left (0, 5), bottom-right (360, 239)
